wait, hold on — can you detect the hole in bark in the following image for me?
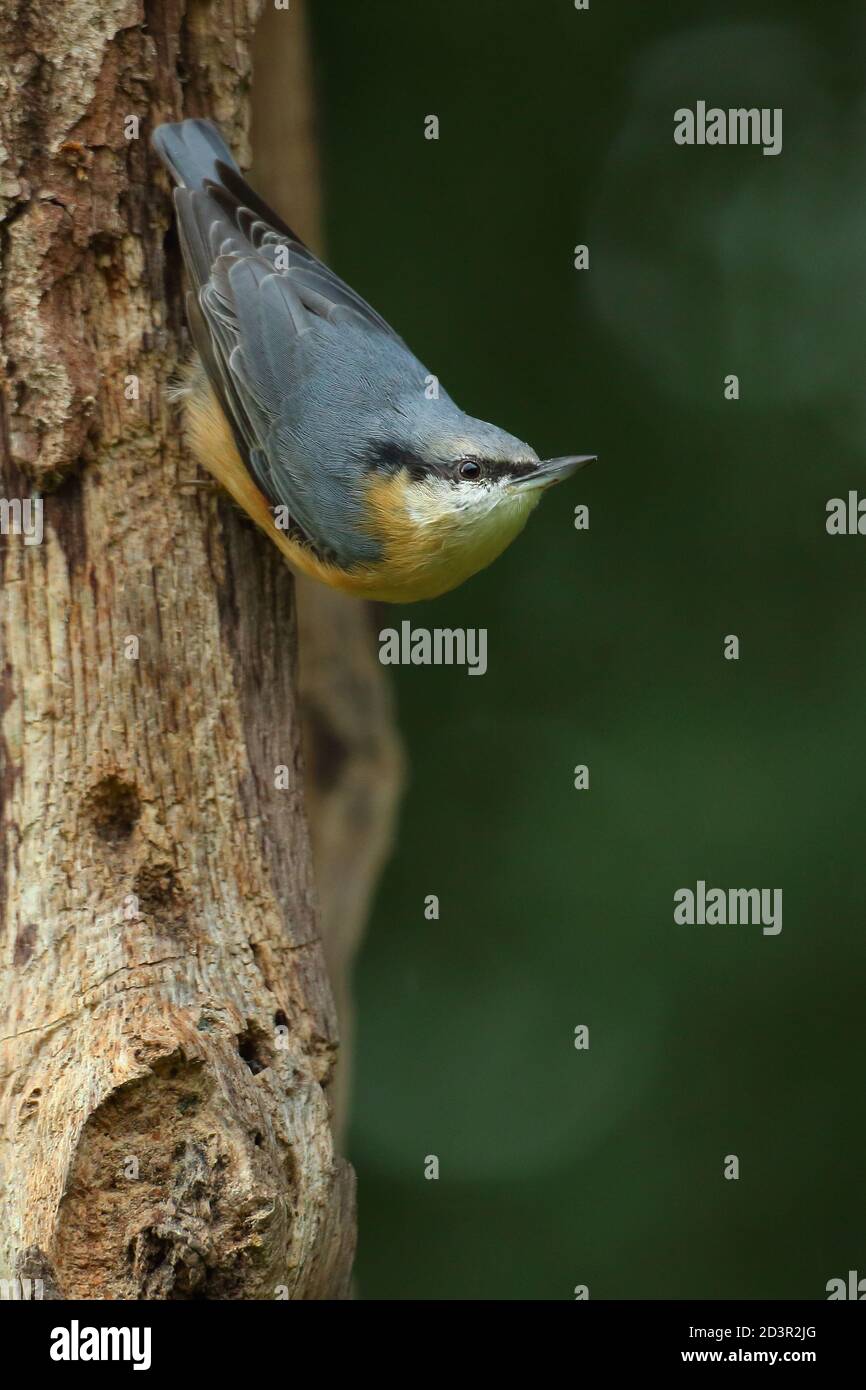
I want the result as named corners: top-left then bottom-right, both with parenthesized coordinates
top-left (134, 862), bottom-right (189, 935)
top-left (237, 1035), bottom-right (259, 1068)
top-left (237, 1028), bottom-right (264, 1067)
top-left (135, 1230), bottom-right (169, 1274)
top-left (237, 1023), bottom-right (270, 1075)
top-left (134, 863), bottom-right (175, 908)
top-left (274, 1010), bottom-right (288, 1028)
top-left (89, 775), bottom-right (140, 843)
top-left (253, 1131), bottom-right (263, 1147)
top-left (13, 923), bottom-right (37, 965)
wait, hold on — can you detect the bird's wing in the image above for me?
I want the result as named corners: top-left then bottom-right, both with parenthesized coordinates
top-left (154, 120), bottom-right (405, 563)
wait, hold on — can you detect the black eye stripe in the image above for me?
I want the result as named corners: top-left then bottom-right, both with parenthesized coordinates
top-left (361, 440), bottom-right (429, 481)
top-left (361, 441), bottom-right (538, 483)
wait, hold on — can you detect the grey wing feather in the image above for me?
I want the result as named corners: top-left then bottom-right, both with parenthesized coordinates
top-left (152, 118), bottom-right (416, 564)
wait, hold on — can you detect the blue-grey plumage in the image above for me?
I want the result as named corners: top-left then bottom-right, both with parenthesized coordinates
top-left (152, 118), bottom-right (595, 601)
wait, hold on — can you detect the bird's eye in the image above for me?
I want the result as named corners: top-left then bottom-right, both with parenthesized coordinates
top-left (458, 458), bottom-right (483, 481)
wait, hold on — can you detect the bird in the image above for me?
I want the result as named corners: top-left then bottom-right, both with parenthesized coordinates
top-left (152, 118), bottom-right (596, 603)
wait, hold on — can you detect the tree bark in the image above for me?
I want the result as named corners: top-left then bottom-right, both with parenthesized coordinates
top-left (0, 0), bottom-right (399, 1299)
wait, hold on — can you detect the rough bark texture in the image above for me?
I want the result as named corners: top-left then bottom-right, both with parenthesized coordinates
top-left (0, 0), bottom-right (400, 1298)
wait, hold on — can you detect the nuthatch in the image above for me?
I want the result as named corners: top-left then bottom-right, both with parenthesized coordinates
top-left (153, 119), bottom-right (595, 603)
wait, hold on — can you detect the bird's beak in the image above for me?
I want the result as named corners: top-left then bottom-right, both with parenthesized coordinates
top-left (510, 454), bottom-right (597, 492)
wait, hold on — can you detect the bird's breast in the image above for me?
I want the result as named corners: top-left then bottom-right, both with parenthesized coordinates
top-left (357, 472), bottom-right (539, 601)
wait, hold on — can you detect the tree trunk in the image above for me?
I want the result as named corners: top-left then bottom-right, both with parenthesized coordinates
top-left (0, 0), bottom-right (399, 1299)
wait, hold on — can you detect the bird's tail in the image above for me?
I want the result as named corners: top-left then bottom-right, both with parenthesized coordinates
top-left (152, 118), bottom-right (240, 190)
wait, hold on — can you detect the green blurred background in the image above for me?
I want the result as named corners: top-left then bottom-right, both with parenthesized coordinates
top-left (307, 0), bottom-right (866, 1297)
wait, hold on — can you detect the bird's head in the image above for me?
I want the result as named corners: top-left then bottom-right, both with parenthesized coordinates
top-left (357, 411), bottom-right (595, 596)
top-left (363, 413), bottom-right (594, 531)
